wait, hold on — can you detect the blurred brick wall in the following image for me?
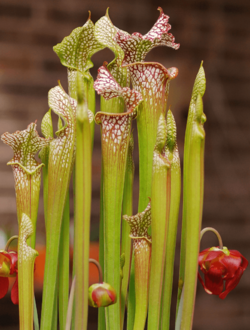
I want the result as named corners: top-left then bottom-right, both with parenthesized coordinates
top-left (0, 0), bottom-right (249, 329)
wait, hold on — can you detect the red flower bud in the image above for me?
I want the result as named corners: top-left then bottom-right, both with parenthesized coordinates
top-left (88, 282), bottom-right (117, 308)
top-left (0, 250), bottom-right (18, 304)
top-left (198, 246), bottom-right (248, 299)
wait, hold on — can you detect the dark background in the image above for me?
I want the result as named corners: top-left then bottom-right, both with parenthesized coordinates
top-left (0, 0), bottom-right (250, 329)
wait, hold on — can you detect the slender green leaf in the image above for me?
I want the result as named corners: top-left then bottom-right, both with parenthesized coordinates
top-left (126, 62), bottom-right (178, 213)
top-left (94, 65), bottom-right (142, 330)
top-left (148, 114), bottom-right (171, 330)
top-left (73, 72), bottom-right (93, 330)
top-left (121, 135), bottom-right (134, 328)
top-left (177, 64), bottom-right (206, 330)
top-left (123, 202), bottom-right (151, 330)
top-left (41, 85), bottom-right (76, 330)
top-left (18, 214), bottom-right (38, 330)
top-left (160, 110), bottom-right (181, 330)
top-left (34, 297), bottom-right (40, 330)
top-left (39, 109), bottom-right (54, 226)
top-left (59, 192), bottom-right (70, 330)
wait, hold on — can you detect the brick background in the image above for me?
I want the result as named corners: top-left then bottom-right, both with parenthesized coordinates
top-left (0, 0), bottom-right (250, 329)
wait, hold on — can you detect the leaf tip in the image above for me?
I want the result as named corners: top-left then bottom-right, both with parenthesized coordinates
top-left (155, 113), bottom-right (167, 152)
top-left (105, 7), bottom-right (110, 18)
top-left (157, 7), bottom-right (164, 16)
top-left (192, 64), bottom-right (206, 100)
top-left (166, 109), bottom-right (177, 151)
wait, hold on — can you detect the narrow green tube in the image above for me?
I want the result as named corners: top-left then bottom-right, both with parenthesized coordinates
top-left (94, 64), bottom-right (139, 330)
top-left (40, 86), bottom-right (76, 330)
top-left (160, 110), bottom-right (181, 330)
top-left (121, 135), bottom-right (134, 328)
top-left (148, 114), bottom-right (171, 330)
top-left (126, 62), bottom-right (178, 213)
top-left (98, 95), bottom-right (125, 330)
top-left (74, 75), bottom-right (92, 330)
top-left (177, 64), bottom-right (206, 314)
top-left (95, 109), bottom-right (135, 330)
top-left (126, 254), bottom-right (135, 330)
top-left (123, 202), bottom-right (152, 330)
top-left (177, 64), bottom-right (206, 330)
top-left (59, 192), bottom-right (70, 330)
top-left (179, 95), bottom-right (206, 330)
top-left (98, 167), bottom-right (106, 330)
top-left (18, 214), bottom-right (38, 330)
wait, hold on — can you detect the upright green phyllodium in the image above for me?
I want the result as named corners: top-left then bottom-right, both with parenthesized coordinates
top-left (74, 74), bottom-right (94, 330)
top-left (39, 109), bottom-right (54, 224)
top-left (94, 12), bottom-right (130, 328)
top-left (120, 134), bottom-right (134, 328)
top-left (40, 110), bottom-right (70, 330)
top-left (41, 85), bottom-right (77, 330)
top-left (94, 64), bottom-right (142, 330)
top-left (53, 12), bottom-right (104, 141)
top-left (176, 63), bottom-right (206, 330)
top-left (129, 63), bottom-right (178, 213)
top-left (123, 201), bottom-right (152, 330)
top-left (54, 17), bottom-right (102, 329)
top-left (114, 7), bottom-right (179, 213)
top-left (160, 110), bottom-right (181, 330)
top-left (1, 123), bottom-right (50, 249)
top-left (148, 113), bottom-right (171, 330)
top-left (96, 9), bottom-right (179, 213)
top-left (18, 213), bottom-right (38, 330)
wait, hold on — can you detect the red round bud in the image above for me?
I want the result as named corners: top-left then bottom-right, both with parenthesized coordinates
top-left (88, 282), bottom-right (117, 308)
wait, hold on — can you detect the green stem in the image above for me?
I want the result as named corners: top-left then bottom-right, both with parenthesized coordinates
top-left (133, 240), bottom-right (151, 330)
top-left (59, 192), bottom-right (70, 330)
top-left (34, 297), bottom-right (40, 330)
top-left (180, 134), bottom-right (204, 329)
top-left (137, 99), bottom-right (160, 213)
top-left (200, 227), bottom-right (223, 249)
top-left (98, 167), bottom-right (106, 330)
top-left (74, 74), bottom-right (92, 330)
top-left (127, 255), bottom-right (135, 330)
top-left (94, 64), bottom-right (140, 330)
top-left (40, 86), bottom-right (76, 330)
top-left (98, 92), bottom-right (125, 330)
top-left (148, 114), bottom-right (171, 330)
top-left (160, 111), bottom-right (181, 330)
top-left (123, 202), bottom-right (152, 330)
top-left (127, 63), bottom-right (177, 328)
top-left (177, 64), bottom-right (206, 330)
top-left (177, 64), bottom-right (206, 315)
top-left (18, 214), bottom-right (38, 330)
top-left (95, 110), bottom-right (135, 330)
top-left (126, 63), bottom-right (177, 214)
top-left (5, 235), bottom-right (18, 251)
top-left (175, 285), bottom-right (184, 330)
top-left (40, 108), bottom-right (53, 227)
top-left (89, 258), bottom-right (103, 282)
top-left (121, 135), bottom-right (134, 328)
top-left (66, 277), bottom-right (76, 330)
top-left (52, 282), bottom-right (58, 330)
top-left (68, 69), bottom-right (96, 146)
top-left (42, 165), bottom-right (49, 226)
